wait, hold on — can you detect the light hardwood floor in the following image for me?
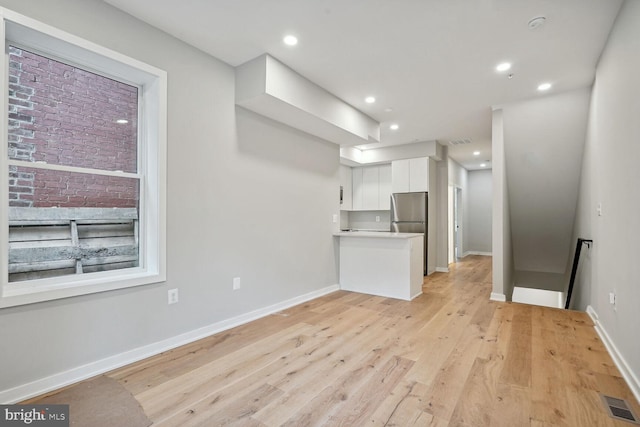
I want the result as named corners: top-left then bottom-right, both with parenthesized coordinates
top-left (38, 256), bottom-right (640, 425)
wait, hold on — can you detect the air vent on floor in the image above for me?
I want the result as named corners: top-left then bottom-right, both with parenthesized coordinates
top-left (449, 138), bottom-right (472, 145)
top-left (600, 394), bottom-right (639, 424)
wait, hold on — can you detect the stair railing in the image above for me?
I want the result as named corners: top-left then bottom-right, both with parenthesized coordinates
top-left (565, 238), bottom-right (593, 309)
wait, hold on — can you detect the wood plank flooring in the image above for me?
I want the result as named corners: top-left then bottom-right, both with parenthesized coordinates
top-left (34, 256), bottom-right (640, 426)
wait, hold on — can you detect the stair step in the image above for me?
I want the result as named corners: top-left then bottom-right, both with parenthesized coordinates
top-left (512, 286), bottom-right (565, 308)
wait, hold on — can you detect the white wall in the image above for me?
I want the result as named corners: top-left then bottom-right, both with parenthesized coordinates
top-left (491, 109), bottom-right (513, 301)
top-left (467, 169), bottom-right (492, 254)
top-left (448, 158), bottom-right (468, 261)
top-left (358, 140), bottom-right (442, 164)
top-left (571, 0), bottom-right (640, 399)
top-left (432, 156), bottom-right (446, 272)
top-left (503, 88), bottom-right (590, 276)
top-left (448, 157), bottom-right (468, 189)
top-left (0, 0), bottom-right (340, 399)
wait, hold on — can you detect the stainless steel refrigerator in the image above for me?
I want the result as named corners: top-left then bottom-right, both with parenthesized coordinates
top-left (390, 192), bottom-right (427, 275)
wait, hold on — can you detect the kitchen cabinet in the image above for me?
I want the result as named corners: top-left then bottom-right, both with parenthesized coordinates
top-left (362, 167), bottom-right (379, 210)
top-left (391, 159), bottom-right (410, 193)
top-left (409, 158), bottom-right (429, 192)
top-left (352, 167), bottom-right (364, 210)
top-left (378, 164), bottom-right (392, 210)
top-left (340, 164), bottom-right (353, 210)
top-left (351, 164), bottom-right (391, 211)
top-left (392, 157), bottom-right (431, 193)
top-left (334, 232), bottom-right (424, 301)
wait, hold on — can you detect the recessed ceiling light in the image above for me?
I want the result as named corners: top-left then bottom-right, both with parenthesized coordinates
top-left (496, 62), bottom-right (511, 72)
top-left (283, 35), bottom-right (298, 46)
top-left (389, 124), bottom-right (399, 130)
top-left (365, 96), bottom-right (376, 104)
top-left (537, 82), bottom-right (552, 91)
top-left (473, 151), bottom-right (480, 156)
top-left (480, 163), bottom-right (487, 167)
top-left (116, 119), bottom-right (129, 124)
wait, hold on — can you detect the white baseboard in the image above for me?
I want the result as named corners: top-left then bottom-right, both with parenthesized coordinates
top-left (490, 292), bottom-right (506, 302)
top-left (435, 267), bottom-right (449, 273)
top-left (586, 305), bottom-right (599, 322)
top-left (0, 284), bottom-right (340, 404)
top-left (463, 251), bottom-right (492, 257)
top-left (586, 305), bottom-right (640, 404)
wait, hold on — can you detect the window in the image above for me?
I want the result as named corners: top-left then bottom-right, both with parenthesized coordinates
top-left (1, 9), bottom-right (167, 307)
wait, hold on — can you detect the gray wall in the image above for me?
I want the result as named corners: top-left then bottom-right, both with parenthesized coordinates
top-left (491, 109), bottom-right (513, 301)
top-left (348, 211), bottom-right (390, 231)
top-left (0, 0), bottom-right (339, 395)
top-left (503, 88), bottom-right (590, 275)
top-left (571, 0), bottom-right (640, 390)
top-left (467, 169), bottom-right (492, 254)
top-left (435, 149), bottom-right (449, 271)
top-left (448, 158), bottom-right (468, 260)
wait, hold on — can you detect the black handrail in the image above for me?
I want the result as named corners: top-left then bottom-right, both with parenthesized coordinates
top-left (565, 238), bottom-right (593, 309)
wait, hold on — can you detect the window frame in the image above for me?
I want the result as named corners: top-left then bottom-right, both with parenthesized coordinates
top-left (0, 8), bottom-right (167, 308)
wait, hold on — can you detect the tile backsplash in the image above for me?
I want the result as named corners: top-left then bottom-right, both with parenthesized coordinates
top-left (344, 210), bottom-right (390, 231)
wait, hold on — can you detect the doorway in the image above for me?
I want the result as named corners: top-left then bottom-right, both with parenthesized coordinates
top-left (450, 186), bottom-right (462, 261)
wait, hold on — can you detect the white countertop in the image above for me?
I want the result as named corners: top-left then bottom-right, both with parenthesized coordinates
top-left (333, 231), bottom-right (423, 239)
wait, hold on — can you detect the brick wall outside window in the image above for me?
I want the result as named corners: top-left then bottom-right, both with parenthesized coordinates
top-left (8, 46), bottom-right (139, 208)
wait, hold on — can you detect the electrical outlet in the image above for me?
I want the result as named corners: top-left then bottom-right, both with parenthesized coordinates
top-left (609, 292), bottom-right (616, 305)
top-left (168, 288), bottom-right (179, 305)
top-left (375, 215), bottom-right (380, 222)
top-left (597, 203), bottom-right (603, 217)
top-left (233, 277), bottom-right (241, 290)
top-left (332, 214), bottom-right (338, 223)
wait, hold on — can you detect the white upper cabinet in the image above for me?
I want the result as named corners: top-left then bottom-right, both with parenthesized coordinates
top-left (362, 167), bottom-right (379, 210)
top-left (378, 164), bottom-right (392, 210)
top-left (352, 167), bottom-right (364, 210)
top-left (409, 158), bottom-right (429, 192)
top-left (340, 165), bottom-right (353, 211)
top-left (392, 159), bottom-right (410, 193)
top-left (351, 164), bottom-right (392, 211)
top-left (392, 157), bottom-right (430, 193)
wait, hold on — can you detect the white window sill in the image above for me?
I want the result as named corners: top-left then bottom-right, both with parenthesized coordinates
top-left (0, 268), bottom-right (165, 308)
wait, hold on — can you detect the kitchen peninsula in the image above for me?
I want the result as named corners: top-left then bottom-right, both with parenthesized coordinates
top-left (333, 231), bottom-right (424, 301)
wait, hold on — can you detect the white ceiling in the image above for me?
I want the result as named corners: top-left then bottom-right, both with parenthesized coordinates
top-left (103, 0), bottom-right (622, 170)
